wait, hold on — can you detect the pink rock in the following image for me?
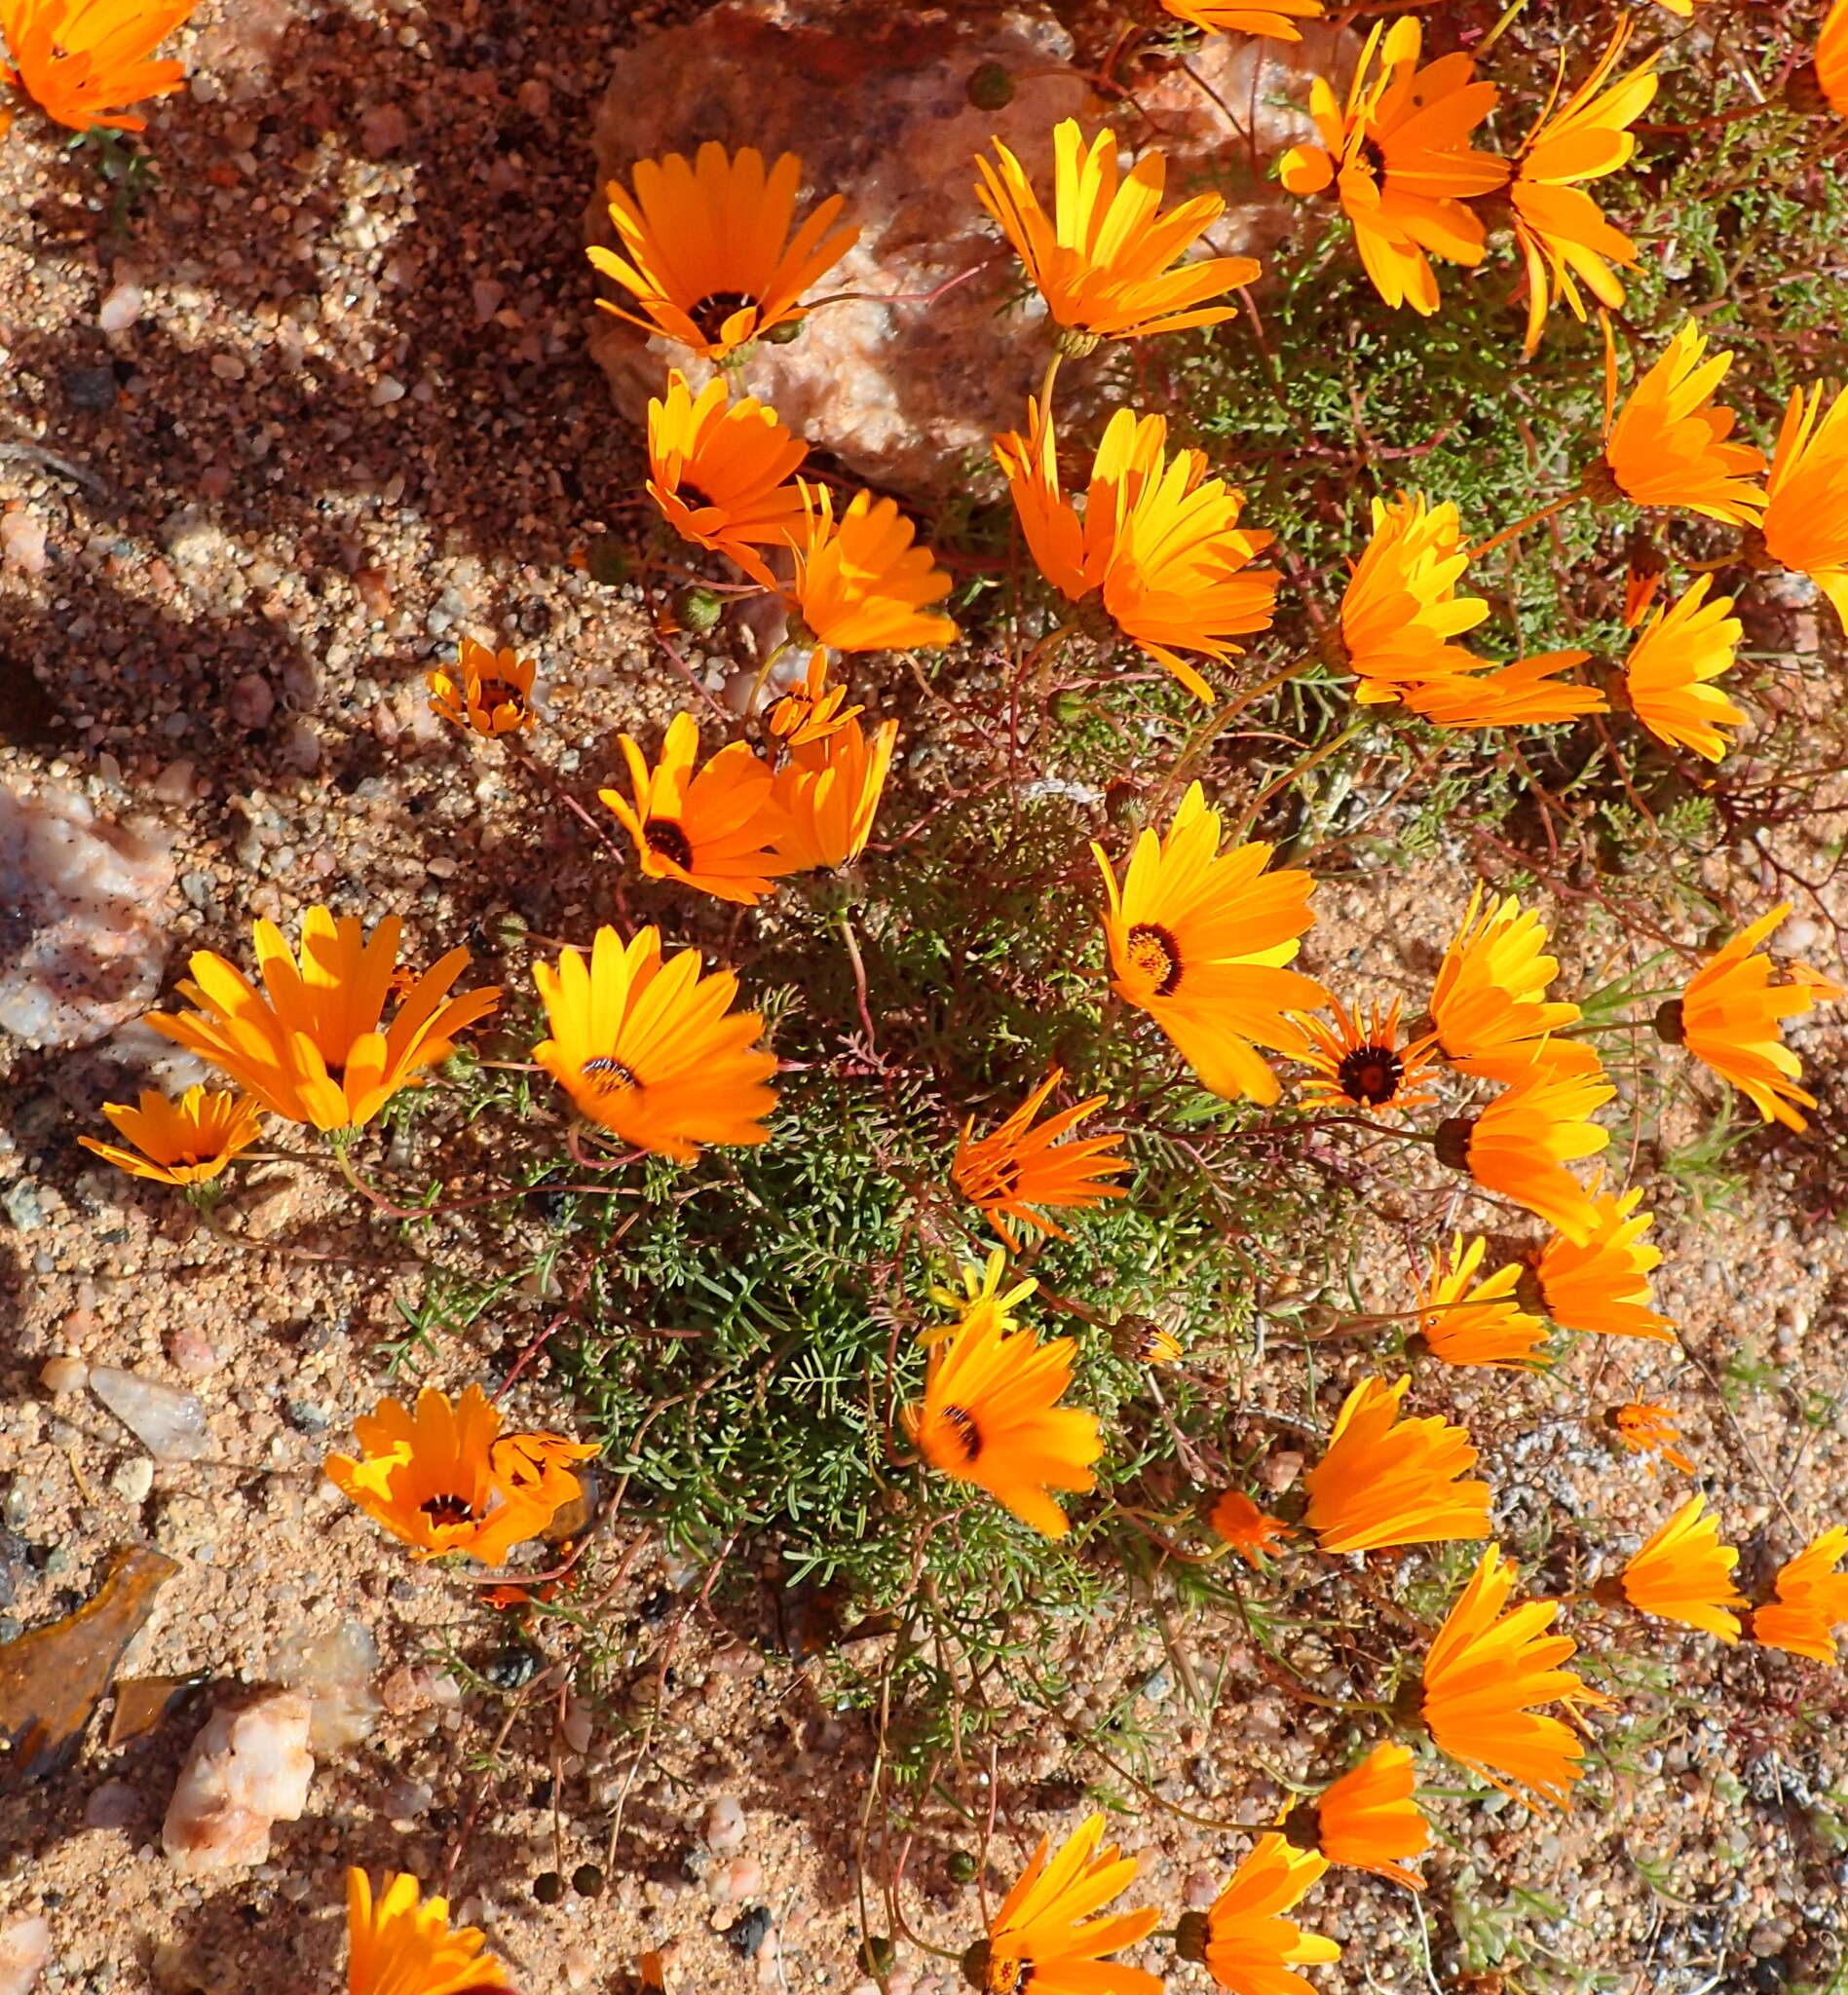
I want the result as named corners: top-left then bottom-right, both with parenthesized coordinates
top-left (0, 1916), bottom-right (51, 1995)
top-left (1, 511), bottom-right (48, 577)
top-left (228, 672), bottom-right (276, 729)
top-left (709, 1854), bottom-right (764, 1904)
top-left (167, 1328), bottom-right (219, 1377)
top-left (163, 1692), bottom-right (315, 1874)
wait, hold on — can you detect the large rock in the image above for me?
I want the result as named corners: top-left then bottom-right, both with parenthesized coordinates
top-left (162, 1692), bottom-right (315, 1874)
top-left (584, 1), bottom-right (1330, 506)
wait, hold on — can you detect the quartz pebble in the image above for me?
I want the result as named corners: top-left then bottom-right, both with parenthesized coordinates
top-left (84, 1778), bottom-right (145, 1830)
top-left (109, 1457), bottom-right (155, 1504)
top-left (0, 1916), bottom-right (51, 1995)
top-left (38, 1356), bottom-right (88, 1396)
top-left (166, 1327), bottom-right (219, 1378)
top-left (164, 1692), bottom-right (315, 1873)
top-left (272, 1617), bottom-right (382, 1749)
top-left (98, 278), bottom-right (145, 331)
top-left (1, 512), bottom-right (48, 577)
top-left (90, 1367), bottom-right (210, 1462)
top-left (702, 1794), bottom-right (747, 1854)
top-left (709, 1855), bottom-right (764, 1904)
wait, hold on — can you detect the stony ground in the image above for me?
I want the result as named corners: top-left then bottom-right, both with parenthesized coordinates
top-left (4, 0), bottom-right (1848, 1991)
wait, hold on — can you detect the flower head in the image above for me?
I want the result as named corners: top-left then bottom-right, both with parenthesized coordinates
top-left (1302, 1374), bottom-right (1490, 1553)
top-left (0, 0), bottom-right (196, 132)
top-left (1295, 995), bottom-right (1437, 1113)
top-left (953, 1068), bottom-right (1130, 1250)
top-left (79, 1085), bottom-right (262, 1186)
top-left (975, 118), bottom-right (1259, 346)
top-left (1428, 886), bottom-right (1599, 1085)
top-left (902, 1306), bottom-right (1101, 1539)
top-left (531, 926), bottom-right (777, 1163)
top-left (147, 910), bottom-right (498, 1133)
top-left (1159, 0), bottom-right (1325, 38)
top-left (770, 713), bottom-right (898, 872)
top-left (1531, 1185), bottom-right (1672, 1340)
top-left (924, 1249), bottom-right (1038, 1349)
top-left (1662, 903), bottom-right (1829, 1131)
top-left (1760, 384), bottom-right (1848, 629)
top-left (324, 1386), bottom-right (572, 1565)
top-left (1414, 1234), bottom-right (1550, 1370)
top-left (996, 400), bottom-right (1277, 702)
top-left (1178, 1835), bottom-right (1339, 1995)
top-left (1402, 650), bottom-right (1606, 730)
top-left (1278, 19), bottom-right (1508, 315)
top-left (1509, 22), bottom-right (1658, 354)
top-left (1284, 1742), bottom-right (1428, 1892)
top-left (1336, 494), bottom-right (1490, 704)
top-left (601, 711), bottom-right (793, 906)
top-left (428, 638), bottom-right (538, 737)
top-left (1207, 1488), bottom-right (1291, 1566)
top-left (347, 1868), bottom-right (514, 1995)
top-left (1595, 320), bottom-right (1767, 524)
top-left (1619, 575), bottom-right (1745, 762)
top-left (785, 484), bottom-right (956, 655)
top-left (1093, 782), bottom-right (1327, 1104)
top-left (1416, 1544), bottom-right (1611, 1809)
top-left (646, 370), bottom-right (806, 587)
top-left (1436, 1069), bottom-right (1613, 1243)
top-left (764, 652), bottom-right (863, 747)
top-left (589, 142), bottom-right (856, 358)
top-left (1606, 1402), bottom-right (1694, 1475)
top-left (1752, 1527), bottom-right (1848, 1663)
top-left (1612, 1495), bottom-right (1746, 1641)
top-left (973, 1815), bottom-right (1160, 1995)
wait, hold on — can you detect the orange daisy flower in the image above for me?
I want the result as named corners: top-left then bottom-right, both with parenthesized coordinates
top-left (600, 711), bottom-right (793, 907)
top-left (952, 1069), bottom-right (1131, 1250)
top-left (1660, 903), bottom-right (1830, 1131)
top-left (764, 652), bottom-right (862, 747)
top-left (1437, 1069), bottom-right (1612, 1243)
top-left (589, 142), bottom-right (856, 358)
top-left (1759, 383), bottom-right (1848, 629)
top-left (1160, 0), bottom-right (1324, 35)
top-left (770, 713), bottom-right (898, 872)
top-left (1301, 1374), bottom-right (1490, 1554)
top-left (1427, 886), bottom-right (1601, 1085)
top-left (1509, 21), bottom-right (1658, 355)
top-left (1294, 996), bottom-right (1437, 1114)
top-left (1112, 1317), bottom-right (1185, 1365)
top-left (1607, 1495), bottom-right (1746, 1641)
top-left (974, 119), bottom-right (1259, 349)
top-left (147, 909), bottom-right (499, 1134)
top-left (531, 926), bottom-right (777, 1163)
top-left (1207, 1488), bottom-right (1291, 1567)
top-left (785, 483), bottom-right (956, 655)
top-left (1415, 1544), bottom-right (1611, 1809)
top-left (0, 0), bottom-right (196, 133)
top-left (971, 1815), bottom-right (1161, 1995)
top-left (1816, 0), bottom-right (1848, 115)
top-left (1619, 575), bottom-right (1745, 763)
top-left (80, 1085), bottom-right (262, 1186)
top-left (1529, 1185), bottom-right (1673, 1341)
top-left (645, 370), bottom-right (806, 588)
top-left (1277, 19), bottom-right (1508, 316)
top-left (1751, 1526), bottom-right (1848, 1663)
top-left (1334, 493), bottom-right (1490, 706)
top-left (1606, 1402), bottom-right (1694, 1475)
top-left (994, 398), bottom-right (1278, 703)
top-left (346, 1869), bottom-right (514, 1995)
top-left (1414, 1234), bottom-right (1550, 1370)
top-left (1177, 1836), bottom-right (1339, 1995)
top-left (1592, 320), bottom-right (1767, 525)
top-left (1401, 650), bottom-right (1606, 730)
top-left (1284, 1742), bottom-right (1429, 1893)
top-left (903, 1307), bottom-right (1102, 1539)
top-left (428, 637), bottom-right (538, 738)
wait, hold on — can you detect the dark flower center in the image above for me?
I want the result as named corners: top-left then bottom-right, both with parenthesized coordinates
top-left (1124, 922), bottom-right (1184, 998)
top-left (938, 1404), bottom-right (984, 1465)
top-left (1281, 1800), bottom-right (1325, 1854)
top-left (688, 289), bottom-right (756, 343)
top-left (981, 1158), bottom-right (1022, 1198)
top-left (475, 675), bottom-right (527, 715)
top-left (420, 1492), bottom-right (478, 1528)
top-left (1337, 1042), bottom-right (1404, 1106)
top-left (1433, 1116), bottom-right (1476, 1171)
top-left (643, 817), bottom-right (696, 871)
top-left (581, 1056), bottom-right (641, 1096)
top-left (1358, 135), bottom-right (1387, 179)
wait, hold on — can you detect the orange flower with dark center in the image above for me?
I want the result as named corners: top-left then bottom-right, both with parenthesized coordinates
top-left (80, 1085), bottom-right (263, 1186)
top-left (785, 484), bottom-right (956, 655)
top-left (952, 1068), bottom-right (1130, 1249)
top-left (764, 652), bottom-right (862, 747)
top-left (1592, 320), bottom-right (1767, 524)
top-left (1176, 1836), bottom-right (1339, 1993)
top-left (1751, 1527), bottom-right (1848, 1663)
top-left (1606, 1402), bottom-right (1694, 1475)
top-left (601, 711), bottom-right (793, 906)
top-left (1428, 886), bottom-right (1601, 1084)
top-left (1435, 1070), bottom-right (1612, 1243)
top-left (428, 637), bottom-right (538, 737)
top-left (1207, 1489), bottom-right (1291, 1566)
top-left (1414, 1235), bottom-right (1550, 1370)
top-left (969, 1815), bottom-right (1161, 1995)
top-left (770, 713), bottom-right (898, 872)
top-left (1530, 1186), bottom-right (1672, 1340)
top-left (1282, 1742), bottom-right (1428, 1892)
top-left (1760, 384), bottom-right (1848, 630)
top-left (1301, 1374), bottom-right (1490, 1553)
top-left (903, 1306), bottom-right (1101, 1540)
top-left (1609, 1495), bottom-right (1746, 1641)
top-left (1295, 995), bottom-right (1436, 1113)
top-left (0, 0), bottom-right (197, 133)
top-left (1093, 782), bottom-right (1327, 1104)
top-left (645, 370), bottom-right (806, 588)
top-left (589, 142), bottom-right (856, 358)
top-left (1415, 1544), bottom-right (1612, 1809)
top-left (1659, 902), bottom-right (1831, 1131)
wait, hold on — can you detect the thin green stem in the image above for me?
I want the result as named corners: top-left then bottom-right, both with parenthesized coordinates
top-left (1467, 490), bottom-right (1583, 559)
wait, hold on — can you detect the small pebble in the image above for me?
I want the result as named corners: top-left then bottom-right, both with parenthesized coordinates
top-left (98, 279), bottom-right (145, 332)
top-left (703, 1794), bottom-right (747, 1854)
top-left (90, 1367), bottom-right (211, 1462)
top-left (709, 1855), bottom-right (764, 1905)
top-left (38, 1356), bottom-right (89, 1396)
top-left (84, 1779), bottom-right (144, 1830)
top-left (370, 377), bottom-right (406, 407)
top-left (110, 1457), bottom-right (155, 1505)
top-left (167, 1328), bottom-right (218, 1377)
top-left (229, 673), bottom-right (277, 729)
top-left (360, 102), bottom-right (407, 155)
top-left (1, 512), bottom-right (48, 577)
top-left (380, 1775), bottom-right (433, 1820)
